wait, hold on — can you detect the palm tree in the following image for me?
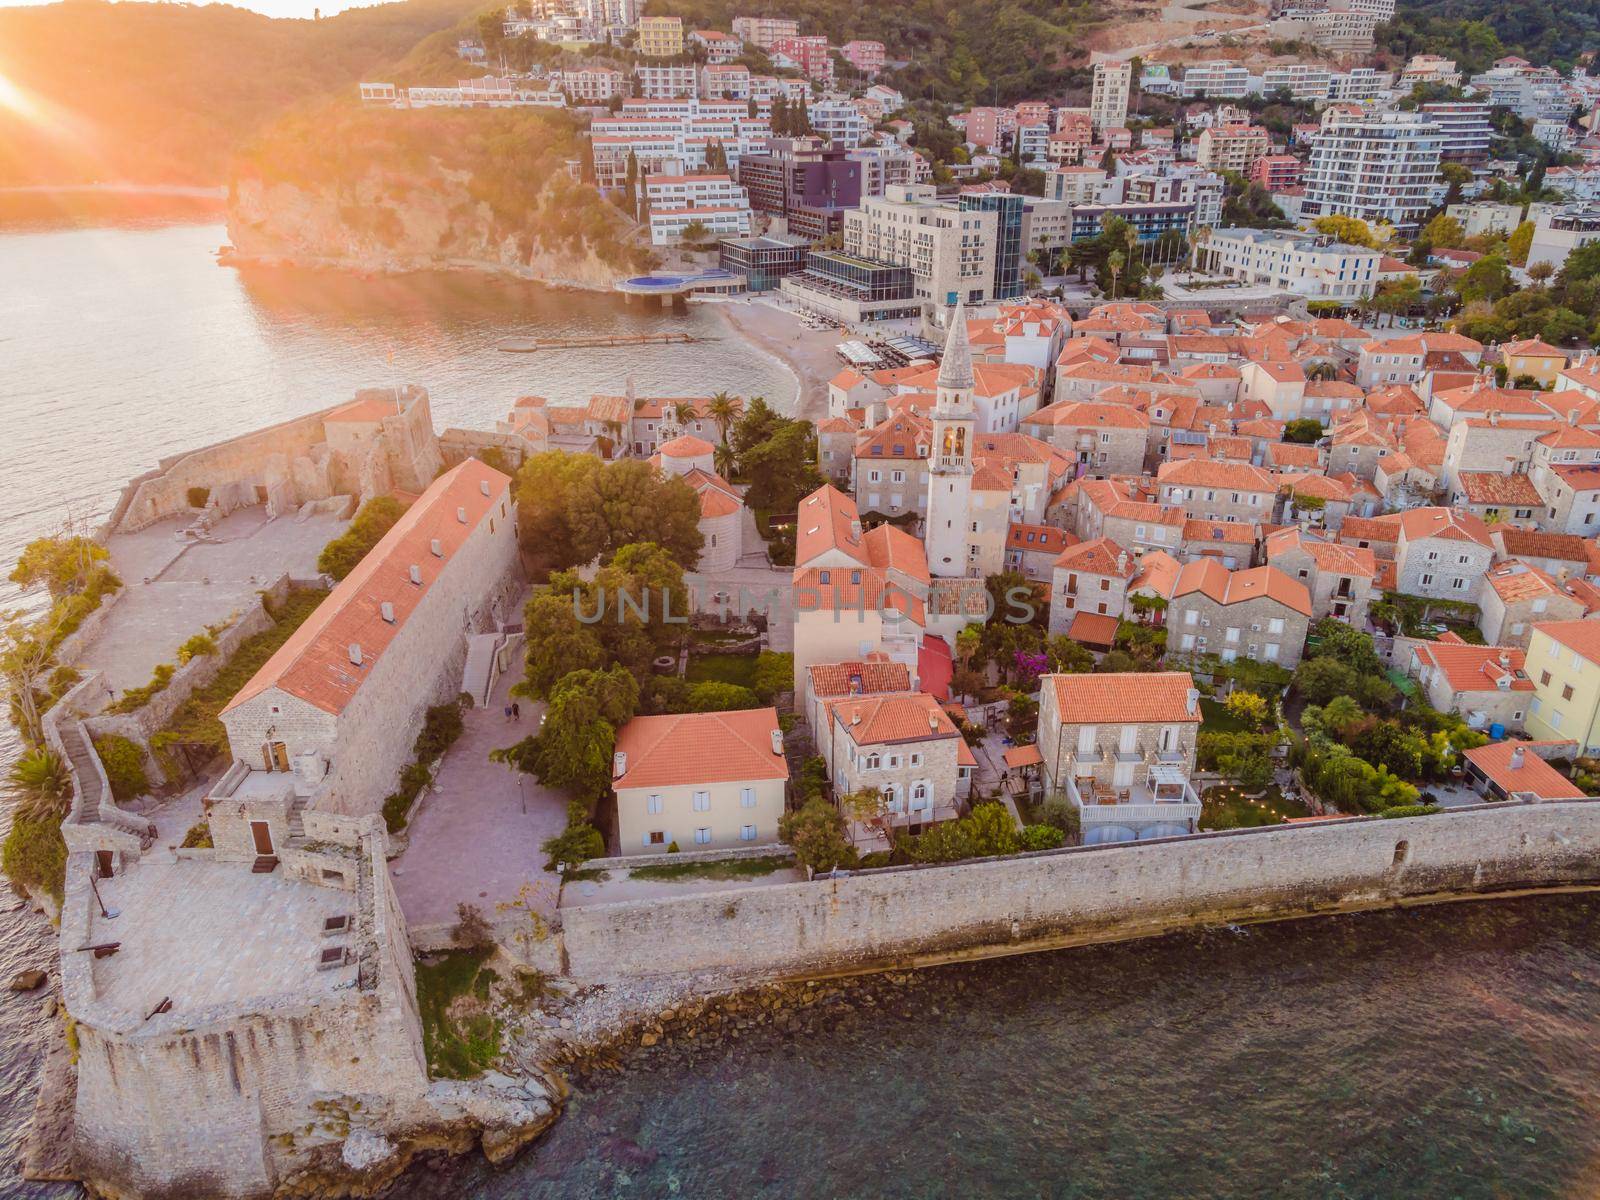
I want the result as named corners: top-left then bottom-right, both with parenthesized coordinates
top-left (707, 391), bottom-right (738, 443)
top-left (672, 400), bottom-right (696, 430)
top-left (1106, 250), bottom-right (1125, 300)
top-left (713, 442), bottom-right (737, 479)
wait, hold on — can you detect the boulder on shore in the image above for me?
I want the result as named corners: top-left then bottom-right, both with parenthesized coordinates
top-left (9, 970), bottom-right (47, 992)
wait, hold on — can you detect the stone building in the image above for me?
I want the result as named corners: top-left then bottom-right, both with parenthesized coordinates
top-left (612, 708), bottom-right (789, 852)
top-left (1020, 400), bottom-right (1149, 476)
top-left (217, 459), bottom-right (521, 820)
top-left (1392, 506), bottom-right (1494, 602)
top-left (1036, 671), bottom-right (1203, 844)
top-left (1165, 560), bottom-right (1312, 668)
top-left (1410, 637), bottom-right (1535, 731)
top-left (1479, 561), bottom-right (1585, 648)
top-left (1048, 537), bottom-right (1135, 637)
top-left (1264, 527), bottom-right (1376, 626)
top-left (801, 655), bottom-right (914, 746)
top-left (817, 691), bottom-right (976, 849)
top-left (653, 432), bottom-right (744, 573)
top-left (1156, 459), bottom-right (1281, 524)
top-left (853, 412), bottom-right (933, 520)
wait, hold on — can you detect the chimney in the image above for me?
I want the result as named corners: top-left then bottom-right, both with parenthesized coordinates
top-left (380, 601), bottom-right (396, 623)
top-left (1498, 651), bottom-right (1511, 667)
top-left (770, 729), bottom-right (784, 755)
top-left (1117, 550), bottom-right (1130, 574)
top-left (613, 751), bottom-right (627, 778)
top-left (479, 479), bottom-right (491, 496)
top-left (850, 519), bottom-right (863, 539)
top-left (929, 710), bottom-right (939, 731)
top-left (430, 538), bottom-right (444, 558)
top-left (1570, 407), bottom-right (1579, 427)
top-left (456, 506), bottom-right (468, 524)
top-left (1186, 687), bottom-right (1199, 715)
top-left (851, 708), bottom-right (861, 725)
top-left (409, 564), bottom-right (423, 585)
top-left (348, 643), bottom-right (363, 666)
top-left (1509, 746), bottom-right (1525, 771)
top-left (1489, 409), bottom-right (1500, 427)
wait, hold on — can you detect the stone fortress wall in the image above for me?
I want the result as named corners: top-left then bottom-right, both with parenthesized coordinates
top-left (561, 801), bottom-right (1600, 982)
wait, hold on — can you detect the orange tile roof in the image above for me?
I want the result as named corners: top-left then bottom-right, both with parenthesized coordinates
top-left (324, 394), bottom-right (403, 424)
top-left (792, 568), bottom-right (926, 626)
top-left (1157, 459), bottom-right (1278, 492)
top-left (1047, 671), bottom-right (1200, 724)
top-left (1284, 473), bottom-right (1352, 503)
top-left (1414, 641), bottom-right (1532, 694)
top-left (831, 368), bottom-right (866, 389)
top-left (1007, 523), bottom-right (1076, 554)
top-left (1265, 442), bottom-right (1325, 470)
top-left (1025, 400), bottom-right (1149, 430)
top-left (1463, 741), bottom-right (1585, 800)
top-left (1067, 610), bottom-right (1120, 647)
top-left (1455, 472), bottom-right (1541, 506)
top-left (1502, 339), bottom-right (1566, 359)
top-left (807, 657), bottom-right (913, 699)
top-left (862, 522), bottom-right (930, 582)
top-left (613, 707), bottom-right (788, 791)
top-left (795, 484), bottom-right (867, 568)
top-left (1054, 535), bottom-right (1134, 575)
top-left (1172, 560), bottom-right (1311, 616)
top-left (1130, 549), bottom-right (1182, 597)
top-left (1265, 528), bottom-right (1377, 579)
top-left (829, 692), bottom-right (964, 748)
top-left (1492, 528), bottom-right (1593, 564)
top-left (1397, 506), bottom-right (1493, 549)
top-left (1340, 514), bottom-right (1401, 544)
top-left (1182, 519), bottom-right (1258, 545)
top-left (855, 413), bottom-right (931, 460)
top-left (224, 460), bottom-right (511, 717)
top-left (659, 434), bottom-right (716, 458)
top-left (1486, 561), bottom-right (1567, 604)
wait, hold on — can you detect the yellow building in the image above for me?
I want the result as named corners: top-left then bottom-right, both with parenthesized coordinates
top-left (1501, 338), bottom-right (1568, 389)
top-left (1523, 621), bottom-right (1600, 753)
top-left (637, 15), bottom-right (685, 58)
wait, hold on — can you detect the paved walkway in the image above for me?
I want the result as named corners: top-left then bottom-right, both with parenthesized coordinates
top-left (390, 669), bottom-right (566, 939)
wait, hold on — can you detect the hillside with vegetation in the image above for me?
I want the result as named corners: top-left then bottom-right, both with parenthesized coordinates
top-left (0, 0), bottom-right (482, 186)
top-left (230, 105), bottom-right (652, 281)
top-left (1378, 0), bottom-right (1600, 74)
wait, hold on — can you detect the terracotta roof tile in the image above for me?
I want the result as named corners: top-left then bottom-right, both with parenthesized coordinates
top-left (1463, 741), bottom-right (1584, 799)
top-left (613, 708), bottom-right (788, 791)
top-left (1046, 671), bottom-right (1200, 724)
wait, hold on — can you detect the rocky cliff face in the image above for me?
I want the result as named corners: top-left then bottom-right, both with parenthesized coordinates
top-left (227, 172), bottom-right (633, 291)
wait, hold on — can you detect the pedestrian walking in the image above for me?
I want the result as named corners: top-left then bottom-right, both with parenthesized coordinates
top-left (503, 704), bottom-right (513, 722)
top-left (511, 701), bottom-right (521, 721)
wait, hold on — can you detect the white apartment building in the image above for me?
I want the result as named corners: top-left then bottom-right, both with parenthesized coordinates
top-left (1045, 166), bottom-right (1109, 205)
top-left (634, 63), bottom-right (698, 99)
top-left (843, 184), bottom-right (1000, 306)
top-left (590, 99), bottom-right (771, 188)
top-left (1527, 206), bottom-right (1600, 274)
top-left (1445, 201), bottom-right (1524, 238)
top-left (1329, 67), bottom-right (1392, 103)
top-left (808, 99), bottom-right (870, 149)
top-left (642, 174), bottom-right (753, 245)
top-left (1016, 122), bottom-right (1052, 163)
top-left (1260, 64), bottom-right (1333, 102)
top-left (731, 15), bottom-right (799, 49)
top-left (1301, 110), bottom-right (1443, 230)
top-left (1091, 61), bottom-right (1132, 134)
top-left (1468, 66), bottom-right (1576, 122)
top-left (1180, 61), bottom-right (1252, 99)
top-left (1195, 228), bottom-right (1383, 300)
top-left (562, 67), bottom-right (627, 102)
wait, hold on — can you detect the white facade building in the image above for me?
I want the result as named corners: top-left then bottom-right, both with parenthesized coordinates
top-left (1195, 228), bottom-right (1383, 299)
top-left (1302, 110), bottom-right (1443, 230)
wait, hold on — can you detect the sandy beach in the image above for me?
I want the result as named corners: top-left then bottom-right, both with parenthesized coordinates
top-left (715, 299), bottom-right (848, 423)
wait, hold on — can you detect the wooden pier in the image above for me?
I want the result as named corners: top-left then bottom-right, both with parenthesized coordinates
top-left (496, 332), bottom-right (707, 353)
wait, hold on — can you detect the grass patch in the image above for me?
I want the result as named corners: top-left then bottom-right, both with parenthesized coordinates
top-left (414, 948), bottom-right (501, 1079)
top-left (685, 653), bottom-right (758, 688)
top-left (691, 628), bottom-right (755, 645)
top-left (1199, 784), bottom-right (1309, 831)
top-left (626, 854), bottom-right (790, 882)
top-left (562, 867), bottom-right (612, 883)
top-left (1198, 698), bottom-right (1252, 733)
top-left (150, 588), bottom-right (328, 768)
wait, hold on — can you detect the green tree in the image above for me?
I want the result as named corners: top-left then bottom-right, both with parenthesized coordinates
top-left (706, 391), bottom-right (739, 444)
top-left (742, 421), bottom-right (823, 514)
top-left (520, 592), bottom-right (606, 699)
top-left (514, 450), bottom-right (603, 571)
top-left (1459, 255), bottom-right (1513, 303)
top-left (500, 664), bottom-right (638, 809)
top-left (316, 495), bottom-right (407, 580)
top-left (1506, 220), bottom-right (1534, 266)
top-left (751, 651), bottom-right (793, 701)
top-left (680, 219), bottom-right (710, 245)
top-left (10, 535), bottom-right (110, 600)
top-left (1283, 418), bottom-right (1323, 444)
top-left (562, 458), bottom-right (704, 569)
top-left (1312, 214), bottom-right (1376, 247)
top-left (684, 680), bottom-right (761, 711)
top-left (780, 799), bottom-right (853, 875)
top-left (1421, 213), bottom-right (1465, 249)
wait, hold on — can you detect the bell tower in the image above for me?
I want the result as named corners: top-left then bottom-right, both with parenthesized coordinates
top-left (926, 301), bottom-right (977, 578)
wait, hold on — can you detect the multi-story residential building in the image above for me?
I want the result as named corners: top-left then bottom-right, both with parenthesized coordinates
top-left (1263, 527), bottom-right (1375, 625)
top-left (1047, 537), bottom-right (1136, 636)
top-left (1544, 165), bottom-right (1600, 202)
top-left (844, 184), bottom-right (1000, 306)
top-left (1165, 560), bottom-right (1313, 668)
top-left (1157, 458), bottom-right (1280, 523)
top-left (1021, 400), bottom-right (1148, 475)
top-left (1393, 506), bottom-right (1495, 602)
top-left (1480, 561), bottom-right (1585, 648)
top-left (1180, 61), bottom-right (1251, 99)
top-left (1015, 122), bottom-right (1052, 163)
top-left (1261, 63), bottom-right (1333, 101)
top-left (808, 99), bottom-right (870, 148)
top-left (641, 173), bottom-right (753, 245)
top-left (612, 708), bottom-right (789, 852)
top-left (1069, 202), bottom-right (1194, 246)
top-left (770, 34), bottom-right (833, 83)
top-left (1196, 125), bottom-right (1271, 174)
top-left (689, 28), bottom-right (743, 62)
top-left (840, 39), bottom-right (886, 76)
top-left (1328, 66), bottom-right (1392, 102)
top-left (1523, 621), bottom-right (1600, 752)
top-left (848, 144), bottom-right (919, 196)
top-left (1467, 64), bottom-right (1575, 122)
top-left (1400, 54), bottom-right (1461, 90)
top-left (1302, 110), bottom-right (1443, 230)
top-left (1444, 201), bottom-right (1524, 238)
top-left (819, 691), bottom-right (975, 849)
top-left (1193, 228), bottom-right (1382, 300)
top-left (731, 14), bottom-right (799, 49)
top-left (1036, 672), bottom-right (1204, 843)
top-left (1250, 155), bottom-right (1303, 191)
top-left (634, 63), bottom-right (698, 98)
top-left (1354, 331), bottom-right (1483, 388)
top-left (637, 14), bottom-right (684, 57)
top-left (700, 62), bottom-right (752, 100)
top-left (1117, 167), bottom-right (1225, 230)
top-left (1091, 61), bottom-right (1132, 134)
top-left (1528, 206), bottom-right (1600, 274)
top-left (589, 98), bottom-right (771, 189)
top-left (563, 66), bottom-right (627, 102)
top-left (1411, 638), bottom-right (1534, 732)
top-left (1044, 166), bottom-right (1109, 204)
top-left (1421, 102), bottom-right (1493, 166)
top-left (852, 412), bottom-right (931, 520)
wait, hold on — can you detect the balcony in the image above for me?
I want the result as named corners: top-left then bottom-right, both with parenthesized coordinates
top-left (1061, 761), bottom-right (1202, 833)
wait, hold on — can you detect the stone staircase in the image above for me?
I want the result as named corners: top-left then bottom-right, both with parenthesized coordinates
top-left (58, 722), bottom-right (156, 850)
top-left (287, 797), bottom-right (309, 842)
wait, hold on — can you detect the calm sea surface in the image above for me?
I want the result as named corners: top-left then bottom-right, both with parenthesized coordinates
top-left (2, 221), bottom-right (1599, 1200)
